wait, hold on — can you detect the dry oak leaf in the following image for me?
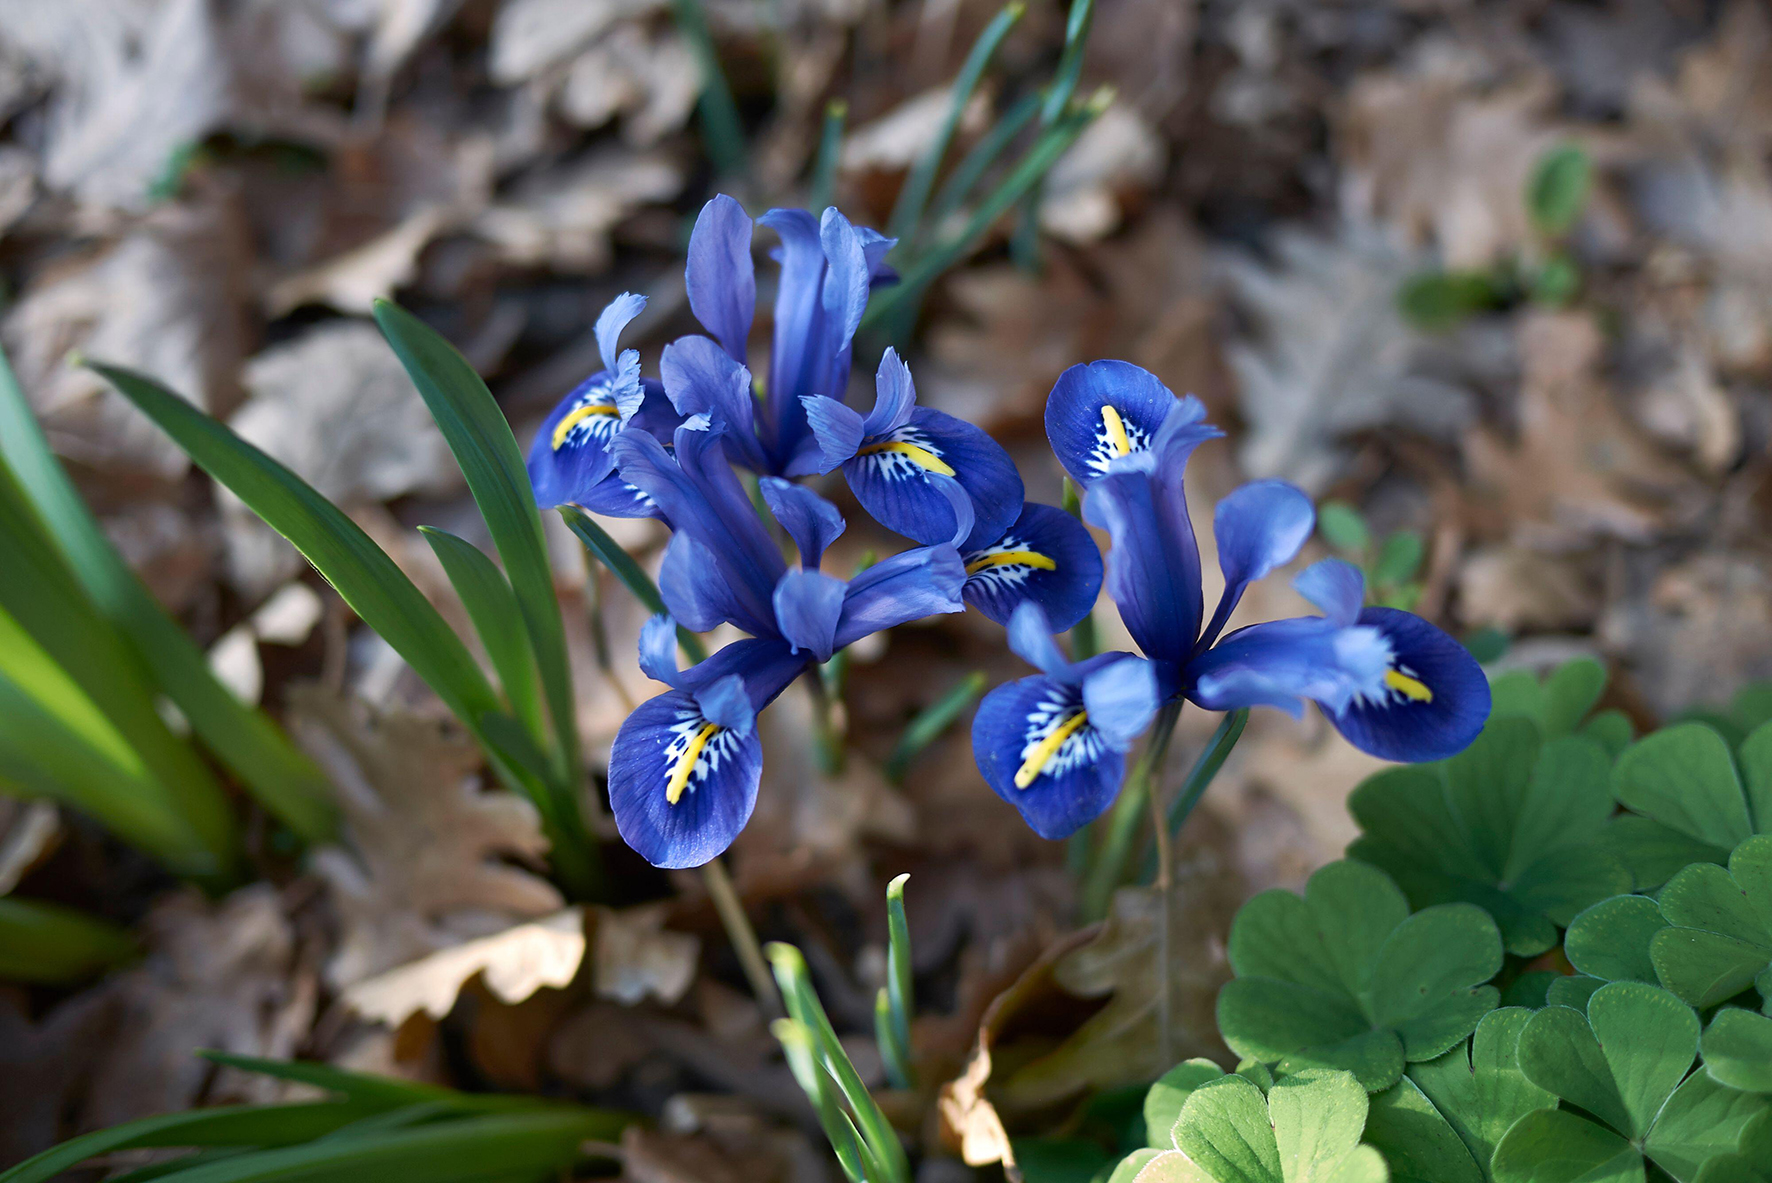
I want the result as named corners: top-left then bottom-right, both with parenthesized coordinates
top-left (1462, 312), bottom-right (1701, 547)
top-left (592, 902), bottom-right (700, 1006)
top-left (1002, 818), bottom-right (1241, 1108)
top-left (342, 908), bottom-right (587, 1028)
top-left (288, 684), bottom-right (563, 990)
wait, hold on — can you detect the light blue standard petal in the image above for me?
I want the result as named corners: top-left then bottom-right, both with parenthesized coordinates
top-left (686, 194), bottom-right (755, 363)
top-left (864, 348), bottom-right (917, 436)
top-left (638, 614), bottom-right (687, 687)
top-left (692, 673), bottom-right (754, 734)
top-left (595, 292), bottom-right (647, 374)
top-left (972, 671), bottom-right (1131, 840)
top-left (841, 407), bottom-right (1023, 548)
top-left (759, 477), bottom-right (845, 568)
top-left (609, 688), bottom-right (764, 868)
top-left (1200, 480), bottom-right (1315, 647)
top-left (1185, 616), bottom-right (1391, 717)
top-left (1045, 360), bottom-right (1217, 485)
top-left (659, 533), bottom-right (757, 633)
top-left (1294, 558), bottom-right (1366, 627)
top-left (660, 336), bottom-right (767, 471)
top-left (819, 208), bottom-right (871, 370)
top-left (801, 395), bottom-right (866, 473)
top-left (1005, 601), bottom-right (1075, 679)
top-left (1083, 457), bottom-right (1205, 666)
top-left (1081, 656), bottom-right (1160, 749)
top-left (1325, 607), bottom-right (1490, 763)
top-left (962, 502), bottom-right (1104, 631)
top-left (773, 569), bottom-right (847, 661)
top-left (831, 546), bottom-right (966, 650)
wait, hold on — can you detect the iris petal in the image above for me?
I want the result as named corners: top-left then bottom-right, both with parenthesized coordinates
top-left (686, 195), bottom-right (755, 363)
top-left (842, 408), bottom-right (1022, 548)
top-left (527, 372), bottom-right (629, 508)
top-left (801, 395), bottom-right (866, 473)
top-left (832, 546), bottom-right (966, 651)
top-left (962, 502), bottom-right (1103, 631)
top-left (660, 336), bottom-right (766, 472)
top-left (972, 673), bottom-right (1130, 840)
top-left (1294, 558), bottom-right (1366, 627)
top-left (759, 478), bottom-right (845, 569)
top-left (609, 689), bottom-right (765, 868)
top-left (1083, 454), bottom-right (1205, 666)
top-left (1081, 656), bottom-right (1160, 749)
top-left (1201, 480), bottom-right (1315, 647)
top-left (1325, 607), bottom-right (1490, 763)
top-left (773, 569), bottom-right (846, 661)
top-left (1186, 616), bottom-right (1390, 718)
top-left (1045, 361), bottom-right (1211, 485)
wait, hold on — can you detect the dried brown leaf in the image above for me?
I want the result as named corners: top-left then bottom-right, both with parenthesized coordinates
top-left (289, 684), bottom-right (563, 989)
top-left (592, 902), bottom-right (700, 1006)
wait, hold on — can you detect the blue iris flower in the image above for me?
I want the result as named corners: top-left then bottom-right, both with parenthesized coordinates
top-left (975, 361), bottom-right (1490, 839)
top-left (526, 293), bottom-right (688, 519)
top-left (605, 416), bottom-right (966, 867)
top-left (664, 194), bottom-right (897, 478)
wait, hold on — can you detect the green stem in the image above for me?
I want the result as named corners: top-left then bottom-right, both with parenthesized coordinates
top-left (702, 857), bottom-right (780, 1017)
top-left (806, 670), bottom-right (845, 777)
top-left (1081, 698), bottom-right (1182, 922)
top-left (1139, 708), bottom-right (1248, 884)
top-left (1061, 478), bottom-right (1099, 659)
top-left (884, 672), bottom-right (985, 782)
top-left (560, 507), bottom-right (705, 663)
top-left (810, 100), bottom-right (847, 212)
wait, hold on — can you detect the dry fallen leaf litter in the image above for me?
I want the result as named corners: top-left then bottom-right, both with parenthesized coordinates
top-left (7, 0), bottom-right (1772, 1177)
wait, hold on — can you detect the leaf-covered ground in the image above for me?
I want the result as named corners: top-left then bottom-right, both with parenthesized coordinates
top-left (5, 1), bottom-right (1772, 1178)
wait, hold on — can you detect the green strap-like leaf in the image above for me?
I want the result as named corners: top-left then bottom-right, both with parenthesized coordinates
top-left (0, 347), bottom-right (333, 842)
top-left (89, 364), bottom-right (507, 773)
top-left (0, 896), bottom-right (137, 982)
top-left (370, 301), bottom-right (578, 797)
top-left (418, 527), bottom-right (544, 743)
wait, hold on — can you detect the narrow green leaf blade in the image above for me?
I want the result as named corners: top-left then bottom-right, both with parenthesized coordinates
top-left (419, 527), bottom-right (543, 742)
top-left (0, 896), bottom-right (137, 982)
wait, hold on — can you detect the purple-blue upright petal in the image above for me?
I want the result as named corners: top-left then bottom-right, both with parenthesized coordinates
top-left (759, 477), bottom-right (846, 568)
top-left (831, 545), bottom-right (966, 650)
top-left (972, 672), bottom-right (1131, 840)
top-left (840, 407), bottom-right (1022, 548)
top-left (819, 208), bottom-right (870, 369)
top-left (1200, 480), bottom-right (1315, 647)
top-left (1185, 616), bottom-right (1391, 718)
top-left (1045, 361), bottom-right (1215, 485)
top-left (1294, 558), bottom-right (1366, 627)
top-left (660, 335), bottom-right (766, 471)
top-left (801, 395), bottom-right (866, 473)
top-left (659, 533), bottom-right (756, 633)
top-left (638, 614), bottom-right (686, 688)
top-left (962, 503), bottom-right (1104, 632)
top-left (772, 569), bottom-right (847, 661)
top-left (864, 348), bottom-right (918, 436)
top-left (609, 688), bottom-right (764, 868)
top-left (594, 292), bottom-right (647, 374)
top-left (1083, 454), bottom-right (1205, 666)
top-left (686, 195), bottom-right (755, 363)
top-left (1324, 607), bottom-right (1490, 763)
top-left (1081, 656), bottom-right (1160, 749)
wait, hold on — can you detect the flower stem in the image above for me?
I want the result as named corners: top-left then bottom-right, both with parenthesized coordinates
top-left (1080, 699), bottom-right (1183, 922)
top-left (702, 856), bottom-right (780, 1017)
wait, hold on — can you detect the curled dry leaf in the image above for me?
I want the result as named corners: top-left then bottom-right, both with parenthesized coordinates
top-left (1038, 106), bottom-right (1167, 245)
top-left (84, 885), bottom-right (317, 1127)
top-left (288, 683), bottom-right (564, 990)
top-left (0, 193), bottom-right (251, 479)
top-left (472, 149), bottom-right (683, 273)
top-left (342, 907), bottom-right (587, 1027)
top-left (557, 24), bottom-right (699, 146)
top-left (592, 902), bottom-right (700, 1006)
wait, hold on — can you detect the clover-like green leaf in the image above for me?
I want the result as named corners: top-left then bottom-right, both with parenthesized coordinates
top-left (1487, 659), bottom-right (1610, 738)
top-left (1693, 1110), bottom-right (1772, 1183)
top-left (1408, 1009), bottom-right (1555, 1181)
top-left (1134, 1070), bottom-right (1388, 1183)
top-left (1349, 720), bottom-right (1628, 956)
top-left (1651, 836), bottom-right (1772, 1010)
top-left (1217, 861), bottom-right (1502, 1092)
top-left (1508, 982), bottom-right (1768, 1182)
top-left (1145, 1060), bottom-right (1231, 1148)
top-left (1703, 1009), bottom-right (1772, 1094)
top-left (1565, 895), bottom-right (1668, 985)
top-left (1609, 722), bottom-right (1772, 889)
top-left (1361, 1075), bottom-right (1482, 1183)
top-left (1546, 974), bottom-right (1606, 1010)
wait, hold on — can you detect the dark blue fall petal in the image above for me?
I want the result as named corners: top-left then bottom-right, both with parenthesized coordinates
top-left (842, 407), bottom-right (1022, 548)
top-left (831, 545), bottom-right (966, 651)
top-left (1325, 607), bottom-right (1491, 763)
top-left (1045, 360), bottom-right (1213, 485)
top-left (686, 195), bottom-right (755, 363)
top-left (609, 688), bottom-right (764, 868)
top-left (962, 502), bottom-right (1103, 631)
top-left (972, 672), bottom-right (1130, 840)
top-left (527, 371), bottom-right (629, 508)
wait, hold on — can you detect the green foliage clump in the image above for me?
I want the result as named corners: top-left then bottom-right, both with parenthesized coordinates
top-left (1103, 659), bottom-right (1772, 1183)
